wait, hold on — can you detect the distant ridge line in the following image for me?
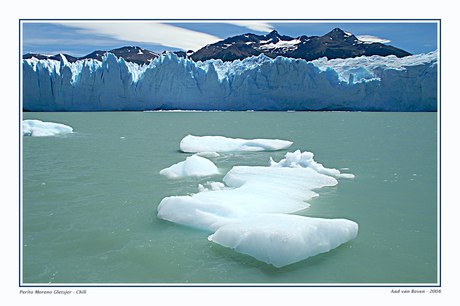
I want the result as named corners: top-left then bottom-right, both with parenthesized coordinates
top-left (23, 28), bottom-right (411, 65)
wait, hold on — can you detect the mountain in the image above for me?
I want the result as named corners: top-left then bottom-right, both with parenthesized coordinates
top-left (81, 46), bottom-right (160, 65)
top-left (23, 46), bottom-right (162, 65)
top-left (22, 53), bottom-right (79, 63)
top-left (23, 28), bottom-right (411, 65)
top-left (191, 28), bottom-right (411, 62)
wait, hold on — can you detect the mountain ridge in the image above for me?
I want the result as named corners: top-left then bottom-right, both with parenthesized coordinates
top-left (23, 28), bottom-right (412, 65)
top-left (191, 28), bottom-right (411, 62)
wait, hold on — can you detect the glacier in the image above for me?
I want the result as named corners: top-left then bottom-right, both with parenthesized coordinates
top-left (22, 119), bottom-right (73, 136)
top-left (157, 146), bottom-right (358, 267)
top-left (23, 51), bottom-right (438, 112)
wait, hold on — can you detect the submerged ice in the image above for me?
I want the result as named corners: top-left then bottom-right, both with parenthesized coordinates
top-left (23, 51), bottom-right (437, 112)
top-left (157, 145), bottom-right (358, 267)
top-left (22, 119), bottom-right (73, 136)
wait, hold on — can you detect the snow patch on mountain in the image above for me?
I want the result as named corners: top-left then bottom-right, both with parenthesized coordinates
top-left (258, 39), bottom-right (301, 51)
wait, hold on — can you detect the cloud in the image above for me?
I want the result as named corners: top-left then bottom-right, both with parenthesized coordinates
top-left (356, 35), bottom-right (391, 44)
top-left (226, 21), bottom-right (274, 32)
top-left (58, 21), bottom-right (221, 51)
top-left (24, 37), bottom-right (117, 48)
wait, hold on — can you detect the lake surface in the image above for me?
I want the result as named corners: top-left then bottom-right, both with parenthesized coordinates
top-left (21, 111), bottom-right (438, 284)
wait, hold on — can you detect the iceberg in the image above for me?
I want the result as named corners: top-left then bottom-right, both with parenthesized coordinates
top-left (157, 149), bottom-right (358, 267)
top-left (180, 135), bottom-right (293, 153)
top-left (22, 119), bottom-right (73, 136)
top-left (158, 166), bottom-right (338, 230)
top-left (270, 149), bottom-right (355, 178)
top-left (23, 51), bottom-right (437, 112)
top-left (208, 214), bottom-right (358, 268)
top-left (159, 155), bottom-right (219, 178)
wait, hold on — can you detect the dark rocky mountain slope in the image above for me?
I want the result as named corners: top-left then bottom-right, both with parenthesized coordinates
top-left (191, 28), bottom-right (411, 62)
top-left (23, 46), bottom-right (161, 65)
top-left (23, 28), bottom-right (411, 65)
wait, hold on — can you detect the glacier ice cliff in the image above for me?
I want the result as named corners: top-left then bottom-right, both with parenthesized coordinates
top-left (22, 51), bottom-right (438, 112)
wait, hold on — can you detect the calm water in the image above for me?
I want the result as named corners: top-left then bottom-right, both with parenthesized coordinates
top-left (21, 111), bottom-right (438, 284)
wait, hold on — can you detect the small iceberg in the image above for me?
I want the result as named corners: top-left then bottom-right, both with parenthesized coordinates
top-left (159, 155), bottom-right (219, 178)
top-left (270, 150), bottom-right (355, 178)
top-left (22, 119), bottom-right (73, 137)
top-left (208, 214), bottom-right (358, 268)
top-left (179, 135), bottom-right (293, 153)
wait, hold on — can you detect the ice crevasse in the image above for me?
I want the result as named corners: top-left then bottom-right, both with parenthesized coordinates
top-left (23, 51), bottom-right (438, 112)
top-left (157, 136), bottom-right (358, 267)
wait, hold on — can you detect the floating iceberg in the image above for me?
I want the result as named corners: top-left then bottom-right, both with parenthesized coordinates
top-left (209, 214), bottom-right (358, 268)
top-left (23, 51), bottom-right (437, 112)
top-left (180, 135), bottom-right (293, 153)
top-left (159, 155), bottom-right (219, 178)
top-left (22, 119), bottom-right (73, 136)
top-left (158, 166), bottom-right (338, 230)
top-left (270, 149), bottom-right (355, 178)
top-left (157, 149), bottom-right (358, 267)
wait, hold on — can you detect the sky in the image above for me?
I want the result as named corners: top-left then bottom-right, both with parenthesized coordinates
top-left (21, 20), bottom-right (439, 58)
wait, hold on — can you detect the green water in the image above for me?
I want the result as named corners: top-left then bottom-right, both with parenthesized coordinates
top-left (21, 111), bottom-right (438, 284)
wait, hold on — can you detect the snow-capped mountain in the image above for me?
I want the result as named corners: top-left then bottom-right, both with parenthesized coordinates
top-left (23, 28), bottom-right (411, 65)
top-left (23, 46), bottom-right (161, 66)
top-left (22, 52), bottom-right (79, 63)
top-left (191, 28), bottom-right (412, 62)
top-left (82, 46), bottom-right (160, 65)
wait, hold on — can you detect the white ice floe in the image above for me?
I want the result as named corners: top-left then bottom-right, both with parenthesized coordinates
top-left (158, 166), bottom-right (338, 230)
top-left (208, 214), bottom-right (358, 268)
top-left (22, 119), bottom-right (73, 136)
top-left (179, 135), bottom-right (293, 153)
top-left (269, 149), bottom-right (355, 178)
top-left (157, 149), bottom-right (357, 267)
top-left (159, 155), bottom-right (219, 178)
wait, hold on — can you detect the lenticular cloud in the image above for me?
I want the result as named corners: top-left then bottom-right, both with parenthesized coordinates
top-left (157, 136), bottom-right (358, 267)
